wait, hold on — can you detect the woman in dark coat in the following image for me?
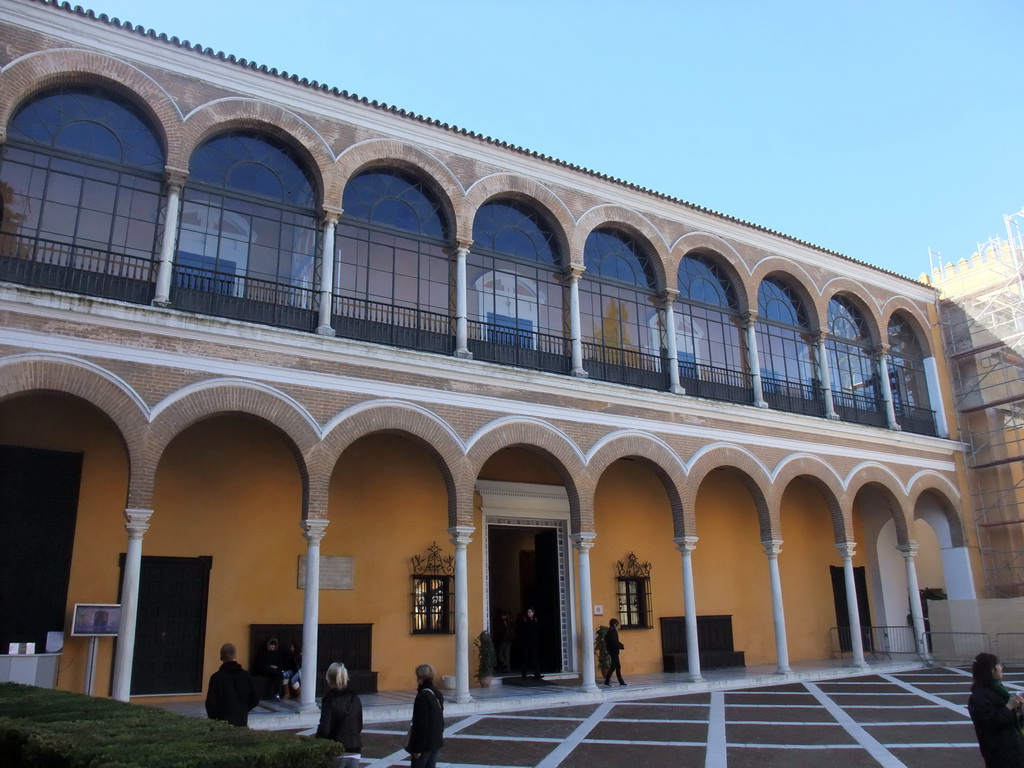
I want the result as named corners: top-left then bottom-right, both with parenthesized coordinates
top-left (407, 663), bottom-right (444, 768)
top-left (967, 652), bottom-right (1024, 767)
top-left (316, 662), bottom-right (363, 768)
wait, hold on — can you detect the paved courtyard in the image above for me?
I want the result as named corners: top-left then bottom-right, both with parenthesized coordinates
top-left (317, 666), bottom-right (1008, 768)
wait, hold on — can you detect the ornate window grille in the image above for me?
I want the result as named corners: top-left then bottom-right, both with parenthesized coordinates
top-left (410, 542), bottom-right (454, 634)
top-left (616, 552), bottom-right (652, 629)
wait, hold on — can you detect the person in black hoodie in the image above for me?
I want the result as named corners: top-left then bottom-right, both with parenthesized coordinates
top-left (968, 652), bottom-right (1024, 767)
top-left (205, 643), bottom-right (259, 727)
top-left (316, 662), bottom-right (363, 768)
top-left (603, 618), bottom-right (627, 687)
top-left (406, 663), bottom-right (444, 768)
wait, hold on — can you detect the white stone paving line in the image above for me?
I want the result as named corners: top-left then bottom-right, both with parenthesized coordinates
top-left (705, 690), bottom-right (727, 768)
top-left (803, 682), bottom-right (907, 768)
top-left (364, 714), bottom-right (487, 768)
top-left (534, 702), bottom-right (615, 768)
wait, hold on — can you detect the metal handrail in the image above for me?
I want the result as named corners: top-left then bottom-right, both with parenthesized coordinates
top-left (829, 625), bottom-right (923, 659)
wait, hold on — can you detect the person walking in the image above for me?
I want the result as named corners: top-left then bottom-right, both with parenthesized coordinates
top-left (968, 652), bottom-right (1024, 767)
top-left (406, 663), bottom-right (444, 768)
top-left (518, 607), bottom-right (541, 679)
top-left (204, 642), bottom-right (260, 727)
top-left (316, 662), bottom-right (363, 768)
top-left (603, 618), bottom-right (627, 687)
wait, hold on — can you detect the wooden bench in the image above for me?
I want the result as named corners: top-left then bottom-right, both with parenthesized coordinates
top-left (250, 623), bottom-right (377, 696)
top-left (660, 615), bottom-right (745, 672)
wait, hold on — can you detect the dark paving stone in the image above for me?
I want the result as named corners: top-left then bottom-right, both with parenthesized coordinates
top-left (439, 736), bottom-right (557, 766)
top-left (611, 703), bottom-right (709, 720)
top-left (889, 746), bottom-right (986, 768)
top-left (588, 719), bottom-right (708, 742)
top-left (865, 722), bottom-right (979, 744)
top-left (725, 691), bottom-right (819, 705)
top-left (526, 704), bottom-right (599, 719)
top-left (745, 682), bottom-right (809, 692)
top-left (846, 705), bottom-right (960, 723)
top-left (458, 715), bottom-right (580, 739)
top-left (824, 692), bottom-right (928, 706)
top-left (728, 746), bottom-right (880, 767)
top-left (727, 722), bottom-right (856, 745)
top-left (359, 731), bottom-right (409, 759)
top-left (726, 705), bottom-right (836, 722)
top-left (643, 691), bottom-right (711, 704)
top-left (559, 742), bottom-right (705, 768)
top-left (817, 682), bottom-right (906, 692)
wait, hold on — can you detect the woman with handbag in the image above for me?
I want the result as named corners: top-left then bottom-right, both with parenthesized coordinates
top-left (406, 663), bottom-right (444, 768)
top-left (316, 662), bottom-right (363, 768)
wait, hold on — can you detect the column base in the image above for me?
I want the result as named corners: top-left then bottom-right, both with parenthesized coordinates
top-left (571, 368), bottom-right (589, 378)
top-left (316, 325), bottom-right (336, 337)
top-left (826, 413), bottom-right (841, 420)
top-left (851, 660), bottom-right (870, 669)
top-left (151, 299), bottom-right (172, 308)
top-left (296, 700), bottom-right (320, 714)
top-left (580, 683), bottom-right (601, 694)
top-left (688, 674), bottom-right (704, 683)
top-left (775, 666), bottom-right (792, 675)
top-left (670, 385), bottom-right (686, 395)
top-left (755, 400), bottom-right (769, 409)
top-left (454, 349), bottom-right (473, 360)
top-left (456, 691), bottom-right (473, 704)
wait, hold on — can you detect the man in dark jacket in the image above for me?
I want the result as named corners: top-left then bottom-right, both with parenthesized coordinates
top-left (407, 663), bottom-right (444, 768)
top-left (205, 642), bottom-right (260, 727)
top-left (603, 618), bottom-right (627, 687)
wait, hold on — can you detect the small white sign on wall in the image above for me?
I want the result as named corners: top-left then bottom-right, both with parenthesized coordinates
top-left (594, 605), bottom-right (603, 616)
top-left (297, 555), bottom-right (354, 590)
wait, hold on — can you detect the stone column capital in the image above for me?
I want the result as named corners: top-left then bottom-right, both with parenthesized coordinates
top-left (164, 168), bottom-right (188, 188)
top-left (301, 517), bottom-right (329, 543)
top-left (123, 508), bottom-right (153, 538)
top-left (874, 343), bottom-right (891, 358)
top-left (897, 542), bottom-right (919, 559)
top-left (674, 536), bottom-right (699, 553)
top-left (762, 539), bottom-right (783, 557)
top-left (571, 532), bottom-right (596, 551)
top-left (836, 541), bottom-right (857, 559)
top-left (322, 207), bottom-right (342, 226)
top-left (448, 525), bottom-right (475, 548)
top-left (813, 330), bottom-right (830, 344)
top-left (564, 265), bottom-right (586, 281)
top-left (741, 310), bottom-right (759, 326)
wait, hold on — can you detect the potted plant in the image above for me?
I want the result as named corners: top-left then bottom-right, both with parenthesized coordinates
top-left (475, 630), bottom-right (497, 687)
top-left (594, 625), bottom-right (611, 677)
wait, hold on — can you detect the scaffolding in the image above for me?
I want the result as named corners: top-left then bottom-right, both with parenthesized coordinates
top-left (930, 209), bottom-right (1024, 597)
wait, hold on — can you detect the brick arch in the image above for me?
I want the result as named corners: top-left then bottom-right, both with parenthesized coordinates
top-left (750, 261), bottom-right (823, 332)
top-left (882, 303), bottom-right (936, 358)
top-left (463, 174), bottom-right (574, 266)
top-left (770, 454), bottom-right (848, 543)
top-left (177, 99), bottom-right (335, 200)
top-left (333, 139), bottom-right (462, 237)
top-left (574, 205), bottom-right (670, 292)
top-left (819, 279), bottom-right (885, 347)
top-left (842, 464), bottom-right (911, 545)
top-left (321, 400), bottom-right (464, 527)
top-left (465, 417), bottom-right (587, 532)
top-left (908, 472), bottom-right (965, 548)
top-left (585, 431), bottom-right (687, 536)
top-left (684, 444), bottom-right (773, 540)
top-left (0, 352), bottom-right (151, 506)
top-left (0, 49), bottom-right (181, 164)
top-left (670, 234), bottom-right (752, 315)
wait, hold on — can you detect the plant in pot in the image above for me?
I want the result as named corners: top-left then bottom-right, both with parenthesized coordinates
top-left (594, 625), bottom-right (611, 677)
top-left (475, 630), bottom-right (497, 687)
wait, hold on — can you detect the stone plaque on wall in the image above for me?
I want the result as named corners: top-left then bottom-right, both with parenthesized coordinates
top-left (297, 555), bottom-right (354, 590)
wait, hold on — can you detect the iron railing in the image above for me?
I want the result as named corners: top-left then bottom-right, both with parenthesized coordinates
top-left (832, 389), bottom-right (888, 427)
top-left (895, 403), bottom-right (938, 437)
top-left (466, 319), bottom-right (572, 374)
top-left (761, 375), bottom-right (825, 417)
top-left (829, 625), bottom-right (922, 660)
top-left (582, 341), bottom-right (668, 391)
top-left (678, 361), bottom-right (753, 405)
top-left (331, 296), bottom-right (453, 355)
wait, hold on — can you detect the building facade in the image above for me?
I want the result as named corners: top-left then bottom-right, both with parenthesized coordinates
top-left (0, 0), bottom-right (976, 707)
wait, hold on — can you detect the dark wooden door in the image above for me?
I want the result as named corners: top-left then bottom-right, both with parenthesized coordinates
top-left (0, 445), bottom-right (82, 649)
top-left (534, 529), bottom-right (562, 672)
top-left (120, 555), bottom-right (211, 695)
top-left (830, 565), bottom-right (872, 652)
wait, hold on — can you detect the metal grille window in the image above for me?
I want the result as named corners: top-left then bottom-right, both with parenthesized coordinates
top-left (410, 542), bottom-right (454, 634)
top-left (616, 552), bottom-right (652, 629)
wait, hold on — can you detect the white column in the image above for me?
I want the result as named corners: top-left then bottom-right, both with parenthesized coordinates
top-left (815, 332), bottom-right (838, 420)
top-left (316, 215), bottom-right (338, 336)
top-left (450, 526), bottom-right (474, 703)
top-left (454, 247), bottom-right (472, 358)
top-left (762, 540), bottom-right (791, 674)
top-left (572, 533), bottom-right (600, 692)
top-left (899, 543), bottom-right (930, 660)
top-left (299, 518), bottom-right (328, 712)
top-left (876, 345), bottom-right (900, 430)
top-left (568, 268), bottom-right (587, 377)
top-left (923, 356), bottom-right (950, 438)
top-left (744, 312), bottom-right (767, 408)
top-left (837, 542), bottom-right (867, 668)
top-left (111, 508), bottom-right (152, 701)
top-left (675, 536), bottom-right (703, 682)
top-left (662, 292), bottom-right (684, 394)
top-left (152, 177), bottom-right (183, 306)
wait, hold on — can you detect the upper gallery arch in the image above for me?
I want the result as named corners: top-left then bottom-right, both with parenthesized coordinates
top-left (463, 174), bottom-right (572, 257)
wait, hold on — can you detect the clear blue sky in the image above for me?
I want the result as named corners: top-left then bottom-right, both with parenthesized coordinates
top-left (81, 0), bottom-right (1023, 280)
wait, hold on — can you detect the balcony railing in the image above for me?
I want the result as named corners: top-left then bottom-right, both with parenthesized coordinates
top-left (829, 625), bottom-right (922, 659)
top-left (466, 319), bottom-right (571, 374)
top-left (832, 389), bottom-right (888, 428)
top-left (172, 265), bottom-right (317, 332)
top-left (582, 341), bottom-right (668, 391)
top-left (761, 375), bottom-right (825, 417)
top-left (331, 296), bottom-right (453, 355)
top-left (0, 232), bottom-right (155, 304)
top-left (678, 361), bottom-right (753, 405)
top-left (896, 403), bottom-right (938, 437)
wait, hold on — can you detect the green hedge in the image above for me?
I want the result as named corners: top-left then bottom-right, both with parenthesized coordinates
top-left (0, 683), bottom-right (341, 768)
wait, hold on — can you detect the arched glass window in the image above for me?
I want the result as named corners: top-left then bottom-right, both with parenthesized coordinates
top-left (0, 87), bottom-right (164, 299)
top-left (581, 229), bottom-right (662, 388)
top-left (756, 278), bottom-right (820, 414)
top-left (335, 169), bottom-right (451, 350)
top-left (675, 254), bottom-right (748, 400)
top-left (468, 200), bottom-right (563, 363)
top-left (176, 131), bottom-right (319, 317)
top-left (827, 296), bottom-right (883, 425)
top-left (888, 314), bottom-right (934, 434)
